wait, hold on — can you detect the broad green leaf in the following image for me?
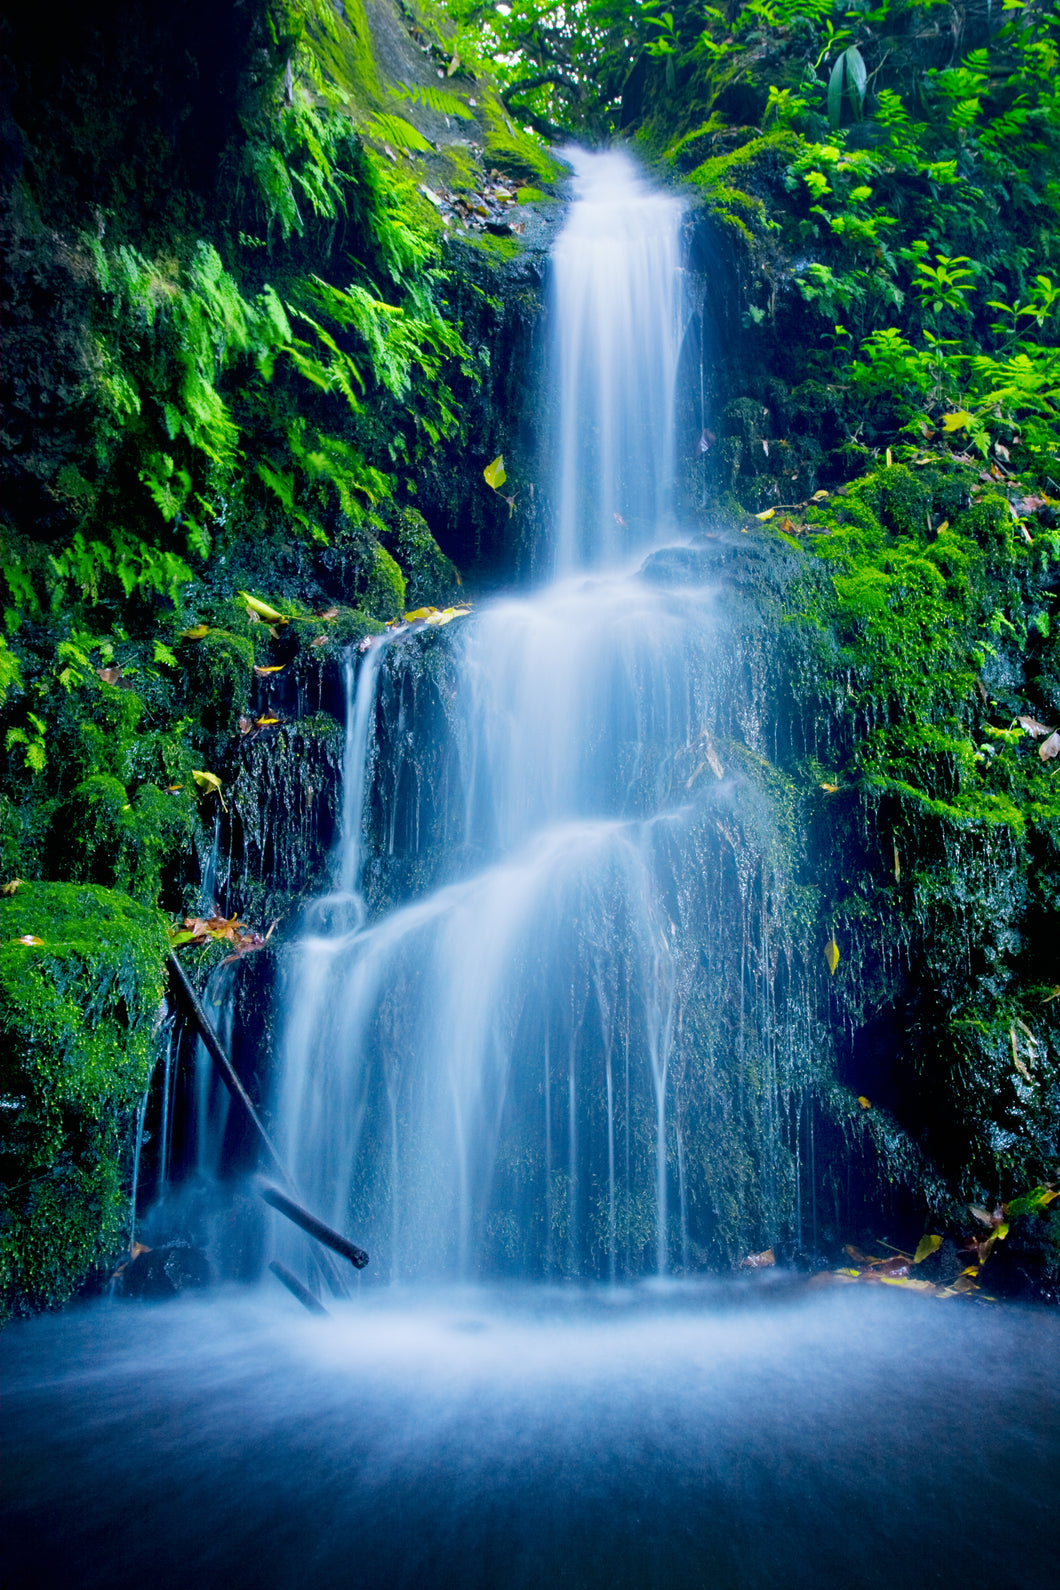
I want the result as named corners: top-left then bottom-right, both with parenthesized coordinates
top-left (942, 411), bottom-right (973, 432)
top-left (844, 45), bottom-right (867, 109)
top-left (827, 53), bottom-right (846, 129)
top-left (484, 455), bottom-right (507, 490)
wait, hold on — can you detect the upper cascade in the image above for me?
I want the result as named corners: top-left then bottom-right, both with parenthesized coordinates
top-left (549, 148), bottom-right (685, 573)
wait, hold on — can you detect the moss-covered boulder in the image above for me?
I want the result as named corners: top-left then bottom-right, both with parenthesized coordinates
top-left (0, 881), bottom-right (169, 1318)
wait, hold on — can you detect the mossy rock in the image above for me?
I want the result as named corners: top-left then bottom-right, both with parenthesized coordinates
top-left (61, 774), bottom-right (197, 906)
top-left (0, 881), bottom-right (169, 1318)
top-left (179, 628), bottom-right (256, 736)
top-left (362, 543), bottom-right (406, 621)
top-left (380, 505), bottom-right (461, 610)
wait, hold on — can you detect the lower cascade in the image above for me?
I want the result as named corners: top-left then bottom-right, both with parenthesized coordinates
top-left (272, 149), bottom-right (812, 1281)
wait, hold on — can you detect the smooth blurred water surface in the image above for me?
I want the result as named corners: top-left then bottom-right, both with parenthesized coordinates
top-left (4, 1280), bottom-right (1056, 1589)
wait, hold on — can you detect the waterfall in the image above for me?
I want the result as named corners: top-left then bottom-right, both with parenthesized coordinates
top-left (274, 150), bottom-right (796, 1282)
top-left (550, 148), bottom-right (684, 571)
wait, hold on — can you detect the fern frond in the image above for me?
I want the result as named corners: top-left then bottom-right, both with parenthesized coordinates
top-left (366, 114), bottom-right (434, 155)
top-left (391, 83), bottom-right (474, 120)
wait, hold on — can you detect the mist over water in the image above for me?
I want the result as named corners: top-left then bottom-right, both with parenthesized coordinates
top-left (5, 1284), bottom-right (1057, 1590)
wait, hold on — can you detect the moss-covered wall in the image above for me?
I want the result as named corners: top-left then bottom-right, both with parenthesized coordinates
top-left (0, 882), bottom-right (169, 1318)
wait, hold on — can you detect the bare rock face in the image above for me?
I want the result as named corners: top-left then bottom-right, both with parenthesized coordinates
top-left (119, 1242), bottom-right (212, 1301)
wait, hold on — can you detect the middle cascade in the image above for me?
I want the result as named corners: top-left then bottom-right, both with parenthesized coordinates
top-left (274, 150), bottom-right (789, 1282)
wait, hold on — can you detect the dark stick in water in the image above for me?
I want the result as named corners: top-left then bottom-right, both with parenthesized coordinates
top-left (269, 1260), bottom-right (330, 1316)
top-left (260, 1182), bottom-right (370, 1270)
top-left (167, 951), bottom-right (355, 1297)
top-left (166, 951), bottom-right (289, 1183)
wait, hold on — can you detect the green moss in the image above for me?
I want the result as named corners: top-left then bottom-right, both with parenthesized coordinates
top-left (63, 775), bottom-right (196, 903)
top-left (0, 881), bottom-right (169, 1317)
top-left (363, 543), bottom-right (406, 620)
top-left (380, 505), bottom-right (461, 609)
top-left (478, 90), bottom-right (562, 185)
top-left (180, 628), bottom-right (255, 736)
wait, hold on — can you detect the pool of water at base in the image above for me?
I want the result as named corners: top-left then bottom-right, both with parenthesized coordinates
top-left (3, 1276), bottom-right (1057, 1590)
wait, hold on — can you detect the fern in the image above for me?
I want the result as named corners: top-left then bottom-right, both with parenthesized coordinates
top-left (391, 82), bottom-right (474, 120)
top-left (366, 114), bottom-right (434, 155)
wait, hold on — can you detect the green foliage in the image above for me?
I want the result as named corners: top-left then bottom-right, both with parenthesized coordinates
top-left (0, 882), bottom-right (169, 1317)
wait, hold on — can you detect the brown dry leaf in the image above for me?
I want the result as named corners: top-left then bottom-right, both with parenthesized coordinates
top-left (310, 635), bottom-right (328, 648)
top-left (97, 666), bottom-right (122, 685)
top-left (238, 715), bottom-right (255, 735)
top-left (1, 879), bottom-right (23, 895)
top-left (1039, 730), bottom-right (1060, 760)
top-left (893, 842), bottom-right (901, 881)
top-left (738, 1248), bottom-right (775, 1269)
top-left (1042, 986), bottom-right (1060, 1003)
top-left (1017, 715), bottom-right (1052, 737)
top-left (317, 608), bottom-right (339, 621)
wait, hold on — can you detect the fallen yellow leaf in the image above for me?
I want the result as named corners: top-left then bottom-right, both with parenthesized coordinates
top-left (913, 1234), bottom-right (942, 1264)
top-left (824, 935), bottom-right (840, 975)
top-left (240, 592), bottom-right (287, 624)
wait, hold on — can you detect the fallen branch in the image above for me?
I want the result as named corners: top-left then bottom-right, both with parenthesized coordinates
top-left (269, 1260), bottom-right (329, 1317)
top-left (166, 951), bottom-right (288, 1183)
top-left (260, 1182), bottom-right (370, 1270)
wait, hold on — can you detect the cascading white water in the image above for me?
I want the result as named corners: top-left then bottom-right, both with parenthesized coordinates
top-left (550, 149), bottom-right (684, 572)
top-left (274, 148), bottom-right (700, 1281)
